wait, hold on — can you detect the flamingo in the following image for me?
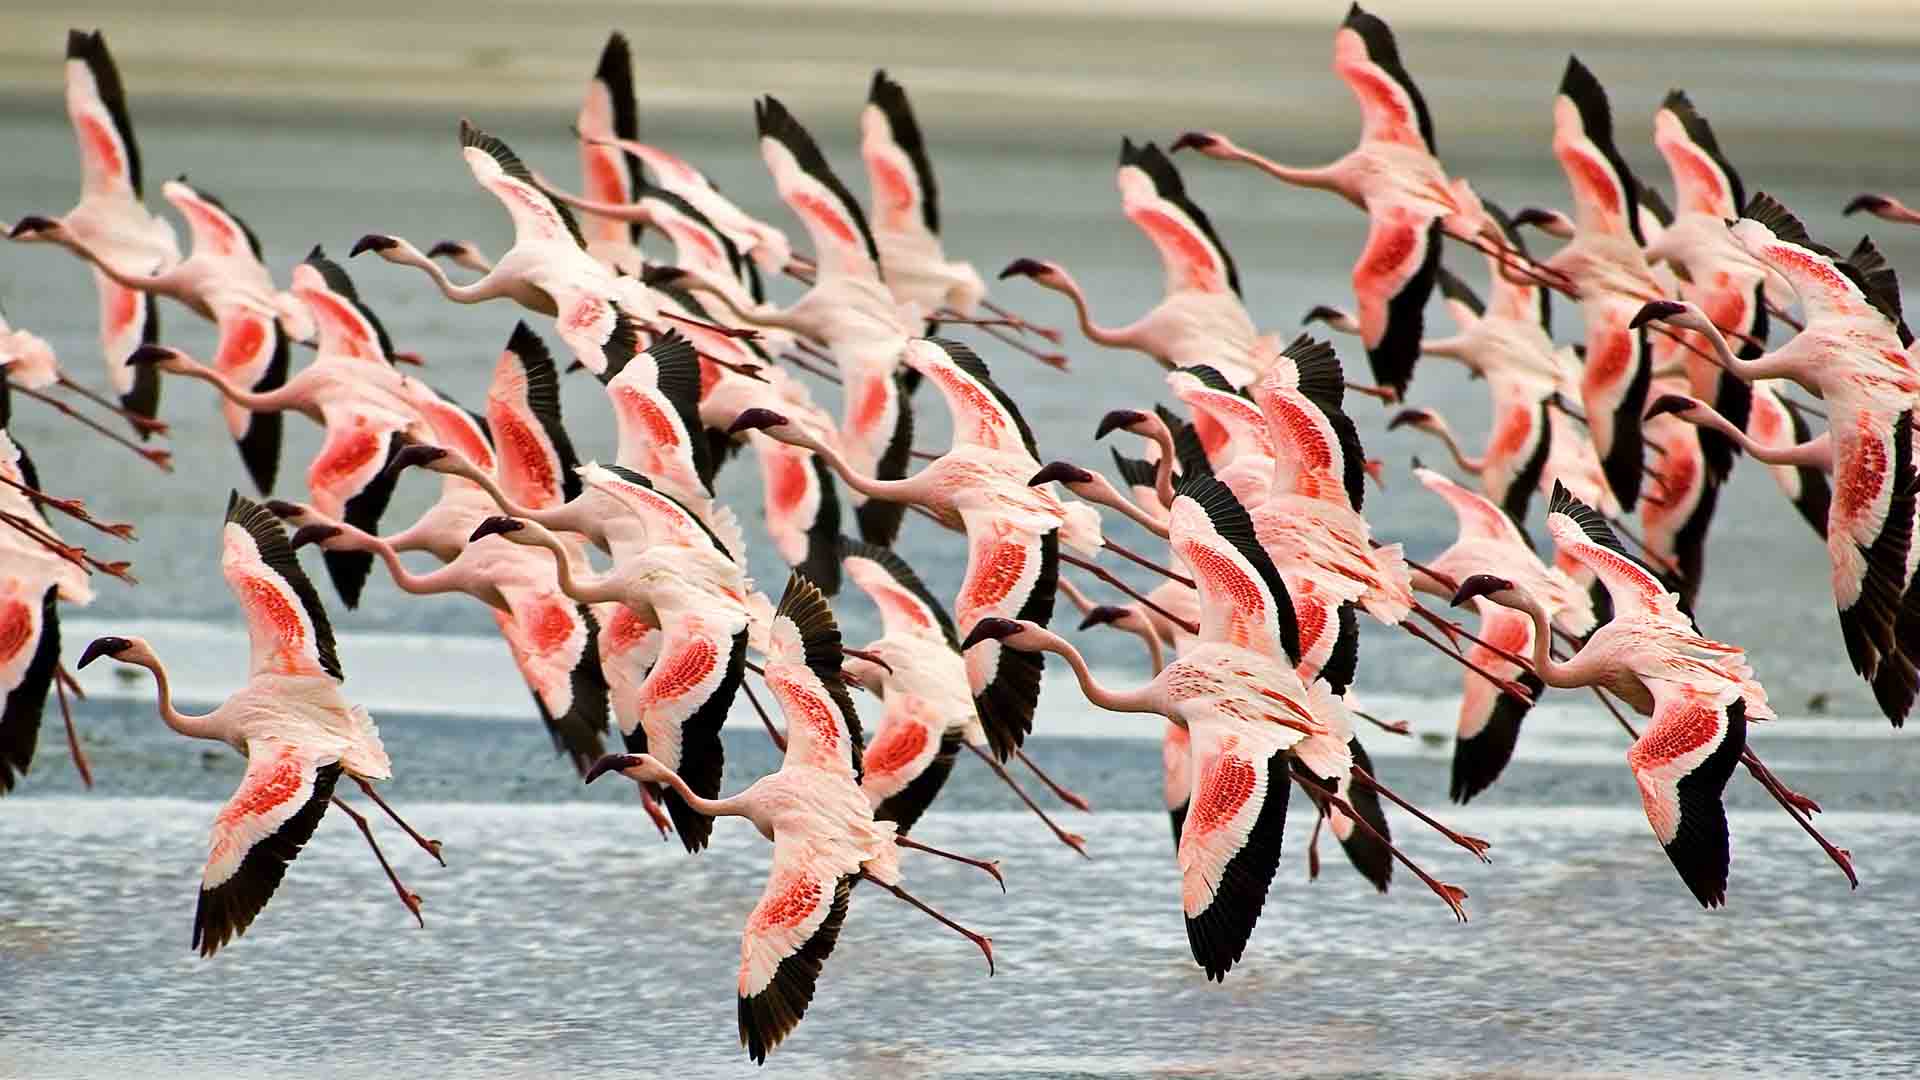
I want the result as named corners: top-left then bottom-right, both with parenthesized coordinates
top-left (728, 337), bottom-right (1115, 760)
top-left (6, 30), bottom-right (178, 423)
top-left (276, 323), bottom-right (615, 781)
top-left (76, 492), bottom-right (442, 954)
top-left (1844, 192), bottom-right (1920, 226)
top-left (841, 538), bottom-right (1089, 854)
top-left (352, 121), bottom-right (652, 377)
top-left (1000, 139), bottom-right (1266, 385)
top-left (1632, 195), bottom-right (1919, 707)
top-left (15, 177), bottom-right (297, 492)
top-left (586, 572), bottom-right (995, 1063)
top-left (465, 467), bottom-right (770, 853)
top-left (573, 31), bottom-right (645, 274)
top-left (968, 473), bottom-right (1478, 979)
top-left (1409, 466), bottom-right (1596, 801)
top-left (1169, 3), bottom-right (1483, 396)
top-left (127, 248), bottom-right (425, 607)
top-left (1509, 58), bottom-right (1666, 511)
top-left (1450, 482), bottom-right (1776, 906)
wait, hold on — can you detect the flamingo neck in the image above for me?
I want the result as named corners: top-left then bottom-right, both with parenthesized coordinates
top-left (134, 652), bottom-right (220, 740)
top-left (517, 519), bottom-right (617, 604)
top-left (396, 247), bottom-right (502, 304)
top-left (1427, 415), bottom-right (1485, 474)
top-left (1146, 419), bottom-right (1179, 510)
top-left (654, 764), bottom-right (754, 822)
top-left (1495, 588), bottom-right (1575, 688)
top-left (1048, 271), bottom-right (1137, 350)
top-left (174, 361), bottom-right (288, 415)
top-left (799, 433), bottom-right (920, 505)
top-left (1223, 146), bottom-right (1345, 195)
top-left (1034, 628), bottom-right (1158, 714)
top-left (1090, 480), bottom-right (1170, 539)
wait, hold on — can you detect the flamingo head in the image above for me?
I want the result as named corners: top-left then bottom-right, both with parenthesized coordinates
top-left (1301, 304), bottom-right (1351, 328)
top-left (349, 233), bottom-right (402, 259)
top-left (997, 257), bottom-right (1065, 288)
top-left (469, 516), bottom-right (526, 544)
top-left (6, 216), bottom-right (65, 243)
top-left (263, 500), bottom-right (310, 522)
top-left (1449, 574), bottom-right (1518, 610)
top-left (78, 635), bottom-right (153, 670)
top-left (124, 344), bottom-right (191, 374)
top-left (1511, 207), bottom-right (1575, 239)
top-left (1094, 408), bottom-right (1153, 441)
top-left (425, 239), bottom-right (489, 273)
top-left (1170, 131), bottom-right (1229, 158)
top-left (1078, 604), bottom-right (1144, 634)
top-left (1843, 193), bottom-right (1890, 217)
top-left (1628, 299), bottom-right (1692, 331)
top-left (726, 407), bottom-right (792, 437)
top-left (1644, 394), bottom-right (1703, 421)
top-left (1028, 460), bottom-right (1095, 491)
top-left (386, 441), bottom-right (454, 481)
top-left (288, 524), bottom-right (343, 551)
top-left (1386, 407), bottom-right (1440, 433)
top-left (961, 617), bottom-right (1043, 652)
top-left (584, 752), bottom-right (672, 786)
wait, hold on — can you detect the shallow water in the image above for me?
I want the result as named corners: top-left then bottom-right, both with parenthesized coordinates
top-left (2, 12), bottom-right (1919, 1078)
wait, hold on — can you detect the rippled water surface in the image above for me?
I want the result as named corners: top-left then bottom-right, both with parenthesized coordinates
top-left (2, 13), bottom-right (1919, 1079)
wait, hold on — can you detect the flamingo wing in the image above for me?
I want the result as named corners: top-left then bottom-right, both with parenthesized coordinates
top-left (1168, 474), bottom-right (1301, 664)
top-left (601, 329), bottom-right (710, 500)
top-left (1627, 681), bottom-right (1748, 907)
top-left (546, 283), bottom-right (642, 380)
top-left (459, 120), bottom-right (588, 251)
top-left (1351, 205), bottom-right (1442, 395)
top-left (306, 405), bottom-right (409, 609)
top-left (906, 338), bottom-right (1037, 456)
top-left (488, 323), bottom-right (581, 509)
top-left (494, 588), bottom-right (609, 777)
top-left (295, 248), bottom-right (398, 365)
top-left (1740, 194), bottom-right (1906, 331)
top-left (1553, 58), bottom-right (1641, 242)
top-left (1748, 385), bottom-right (1830, 540)
top-left (1118, 139), bottom-right (1239, 297)
top-left (738, 838), bottom-right (854, 1064)
top-left (97, 272), bottom-right (162, 418)
top-left (635, 618), bottom-right (747, 852)
top-left (644, 188), bottom-right (753, 289)
top-left (861, 70), bottom-right (940, 240)
top-left (1450, 603), bottom-right (1540, 803)
top-left (410, 384), bottom-right (497, 475)
top-left (1579, 298), bottom-right (1653, 509)
top-left (956, 513), bottom-right (1058, 760)
top-left (758, 446), bottom-right (842, 594)
top-left (1327, 736), bottom-right (1393, 892)
top-left (195, 739), bottom-right (342, 957)
top-left (862, 696), bottom-right (960, 834)
top-left (1545, 481), bottom-right (1677, 620)
top-left (163, 179), bottom-right (263, 261)
top-left (209, 303), bottom-right (288, 495)
top-left (64, 30), bottom-right (141, 198)
top-left (1653, 91), bottom-right (1744, 219)
top-left (1170, 368), bottom-right (1271, 466)
top-left (1335, 5), bottom-right (1435, 152)
top-left (0, 586), bottom-right (59, 796)
top-left (842, 539), bottom-right (959, 647)
top-left (1163, 722), bottom-right (1192, 848)
top-left (1415, 465), bottom-right (1527, 547)
top-left (221, 492), bottom-right (342, 681)
top-left (1178, 715), bottom-right (1294, 981)
top-left (1832, 410), bottom-right (1916, 682)
top-left (850, 368), bottom-right (914, 548)
top-left (576, 32), bottom-right (643, 250)
top-left (765, 572), bottom-right (866, 781)
top-left (757, 97), bottom-right (879, 279)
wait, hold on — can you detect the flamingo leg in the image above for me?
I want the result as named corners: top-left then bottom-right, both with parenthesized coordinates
top-left (978, 299), bottom-right (1063, 344)
top-left (658, 309), bottom-right (758, 340)
top-left (1288, 770), bottom-right (1467, 921)
top-left (967, 745), bottom-right (1088, 856)
top-left (962, 319), bottom-right (1070, 370)
top-left (895, 834), bottom-right (1006, 892)
top-left (1352, 708), bottom-right (1411, 736)
top-left (330, 796), bottom-right (425, 927)
top-left (742, 681), bottom-right (787, 752)
top-left (352, 778), bottom-right (445, 866)
top-left (54, 374), bottom-right (168, 436)
top-left (13, 386), bottom-right (171, 469)
top-left (860, 870), bottom-right (995, 975)
top-left (1100, 541), bottom-right (1194, 587)
top-left (1412, 602), bottom-right (1533, 670)
top-left (1306, 798), bottom-right (1327, 881)
top-left (1061, 554), bottom-right (1198, 635)
top-left (777, 350), bottom-right (842, 385)
top-left (637, 784), bottom-right (674, 839)
top-left (1349, 765), bottom-right (1492, 862)
top-left (1015, 748), bottom-right (1091, 812)
top-left (53, 668), bottom-right (92, 789)
top-left (1402, 621), bottom-right (1533, 704)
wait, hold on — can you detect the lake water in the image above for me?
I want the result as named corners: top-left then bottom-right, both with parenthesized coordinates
top-left (2, 12), bottom-right (1918, 1078)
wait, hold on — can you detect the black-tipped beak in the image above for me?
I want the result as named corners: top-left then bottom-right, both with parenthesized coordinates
top-left (1302, 304), bottom-right (1344, 325)
top-left (584, 753), bottom-right (641, 785)
top-left (1095, 409), bottom-right (1149, 440)
top-left (350, 234), bottom-right (398, 258)
top-left (425, 240), bottom-right (465, 259)
top-left (77, 636), bottom-right (130, 669)
top-left (1629, 300), bottom-right (1687, 329)
top-left (1843, 194), bottom-right (1888, 217)
top-left (1511, 207), bottom-right (1556, 229)
top-left (125, 344), bottom-right (176, 367)
top-left (387, 442), bottom-right (449, 479)
top-left (997, 257), bottom-right (1048, 281)
top-left (641, 265), bottom-right (687, 287)
top-left (1170, 131), bottom-right (1217, 154)
top-left (1079, 605), bottom-right (1129, 630)
top-left (8, 215), bottom-right (56, 239)
top-left (842, 647), bottom-right (894, 675)
top-left (1029, 461), bottom-right (1093, 487)
top-left (961, 617), bottom-right (1023, 651)
top-left (1386, 408), bottom-right (1431, 431)
top-left (1645, 394), bottom-right (1698, 420)
top-left (1449, 574), bottom-right (1513, 609)
top-left (727, 407), bottom-right (789, 435)
top-left (469, 516), bottom-right (524, 543)
top-left (264, 500), bottom-right (306, 520)
top-left (289, 524), bottom-right (342, 550)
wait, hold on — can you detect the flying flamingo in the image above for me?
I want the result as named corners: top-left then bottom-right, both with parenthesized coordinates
top-left (15, 176), bottom-right (297, 492)
top-left (77, 492), bottom-right (442, 953)
top-left (1844, 192), bottom-right (1920, 226)
top-left (1450, 482), bottom-right (1778, 906)
top-left (1632, 194), bottom-right (1919, 711)
top-left (1409, 466), bottom-right (1596, 801)
top-left (1169, 3), bottom-right (1484, 396)
top-left (841, 539), bottom-right (1090, 854)
top-left (999, 139), bottom-right (1266, 385)
top-left (6, 30), bottom-right (178, 424)
top-left (127, 249), bottom-right (425, 607)
top-left (586, 572), bottom-right (996, 1063)
top-left (967, 473), bottom-right (1477, 979)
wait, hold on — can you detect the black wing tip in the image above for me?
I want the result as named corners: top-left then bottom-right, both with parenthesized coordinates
top-left (838, 536), bottom-right (960, 648)
top-left (775, 570), bottom-right (846, 682)
top-left (1182, 747), bottom-right (1289, 981)
top-left (191, 762), bottom-right (342, 958)
top-left (738, 875), bottom-right (852, 1064)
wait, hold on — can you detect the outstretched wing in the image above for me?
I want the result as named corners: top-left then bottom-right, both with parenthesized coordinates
top-left (1350, 207), bottom-right (1441, 396)
top-left (1335, 5), bottom-right (1435, 152)
top-left (1168, 474), bottom-right (1300, 664)
top-left (861, 70), bottom-right (940, 239)
top-left (636, 620), bottom-right (746, 852)
top-left (1178, 718), bottom-right (1293, 981)
top-left (758, 96), bottom-right (879, 279)
top-left (957, 514), bottom-right (1057, 760)
top-left (1553, 58), bottom-right (1642, 242)
top-left (460, 120), bottom-right (587, 251)
top-left (306, 405), bottom-right (409, 608)
top-left (841, 538), bottom-right (959, 647)
top-left (64, 30), bottom-right (141, 198)
top-left (1545, 481), bottom-right (1676, 621)
top-left (738, 841), bottom-right (852, 1065)
top-left (221, 492), bottom-right (341, 681)
top-left (906, 337), bottom-right (1037, 455)
top-left (488, 323), bottom-right (582, 509)
top-left (576, 32), bottom-right (643, 249)
top-left (1628, 681), bottom-right (1747, 908)
top-left (1118, 139), bottom-right (1239, 296)
top-left (0, 587), bottom-right (60, 797)
top-left (195, 740), bottom-right (341, 957)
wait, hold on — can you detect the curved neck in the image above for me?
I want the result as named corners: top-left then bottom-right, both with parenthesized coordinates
top-left (540, 180), bottom-right (649, 224)
top-left (174, 360), bottom-right (296, 415)
top-left (1046, 270), bottom-right (1138, 350)
top-left (1680, 406), bottom-right (1831, 468)
top-left (1490, 589), bottom-right (1575, 687)
top-left (1676, 316), bottom-right (1766, 380)
top-left (1133, 618), bottom-right (1166, 675)
top-left (133, 651), bottom-right (220, 740)
top-left (1222, 145), bottom-right (1343, 193)
top-left (652, 763), bottom-right (755, 821)
top-left (515, 519), bottom-right (619, 604)
top-left (393, 246), bottom-right (503, 304)
top-left (794, 431), bottom-right (919, 504)
top-left (1422, 416), bottom-right (1484, 474)
top-left (1086, 478), bottom-right (1169, 539)
top-left (1144, 417), bottom-right (1179, 510)
top-left (1032, 627), bottom-right (1159, 714)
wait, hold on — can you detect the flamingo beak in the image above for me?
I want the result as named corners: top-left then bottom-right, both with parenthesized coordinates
top-left (1094, 409), bottom-right (1149, 440)
top-left (7, 215), bottom-right (57, 239)
top-left (727, 408), bottom-right (789, 435)
top-left (1079, 605), bottom-right (1130, 630)
top-left (289, 524), bottom-right (342, 550)
top-left (961, 618), bottom-right (1024, 650)
top-left (1629, 300), bottom-right (1688, 329)
top-left (425, 240), bottom-right (466, 259)
top-left (77, 636), bottom-right (132, 669)
top-left (641, 265), bottom-right (687, 287)
top-left (1386, 408), bottom-right (1432, 431)
top-left (842, 647), bottom-right (893, 675)
top-left (469, 516), bottom-right (524, 543)
top-left (1510, 207), bottom-right (1556, 230)
top-left (1843, 194), bottom-right (1888, 217)
top-left (349, 234), bottom-right (398, 258)
top-left (1644, 394), bottom-right (1698, 420)
top-left (1170, 132), bottom-right (1218, 154)
top-left (264, 500), bottom-right (306, 520)
top-left (1449, 574), bottom-right (1515, 608)
top-left (584, 753), bottom-right (643, 785)
top-left (386, 443), bottom-right (449, 479)
top-left (997, 257), bottom-right (1048, 281)
top-left (1302, 304), bottom-right (1344, 325)
top-left (124, 344), bottom-right (178, 367)
top-left (1028, 461), bottom-right (1093, 488)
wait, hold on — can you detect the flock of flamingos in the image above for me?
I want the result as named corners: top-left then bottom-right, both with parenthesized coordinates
top-left (3, 6), bottom-right (1917, 1063)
